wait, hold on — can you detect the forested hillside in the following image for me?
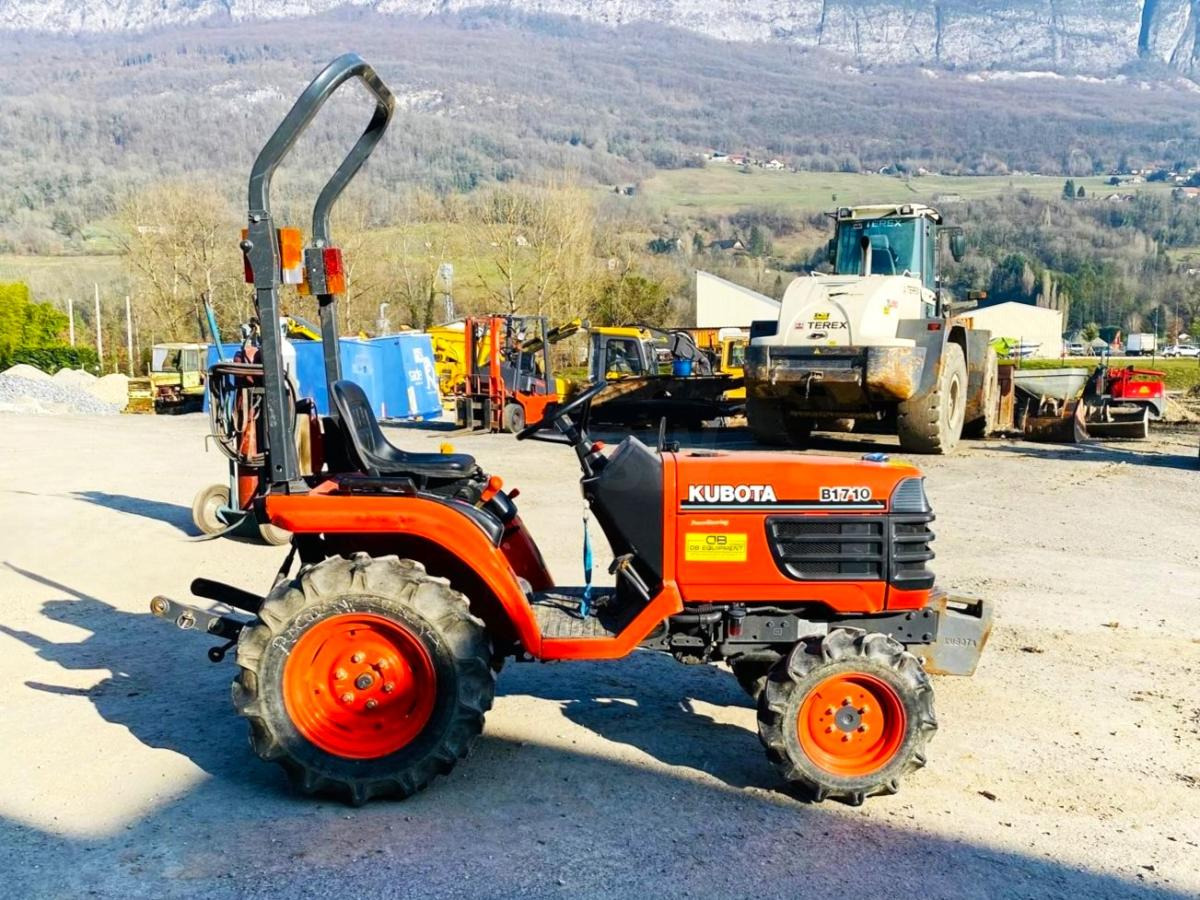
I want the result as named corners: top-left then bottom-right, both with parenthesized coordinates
top-left (4, 12), bottom-right (1200, 255)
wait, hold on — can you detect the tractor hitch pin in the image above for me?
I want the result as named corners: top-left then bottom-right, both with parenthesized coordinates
top-left (150, 595), bottom-right (247, 661)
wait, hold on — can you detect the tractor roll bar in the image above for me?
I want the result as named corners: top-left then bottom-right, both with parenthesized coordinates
top-left (243, 53), bottom-right (396, 490)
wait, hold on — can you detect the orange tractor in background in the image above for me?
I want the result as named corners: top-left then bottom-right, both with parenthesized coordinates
top-left (151, 54), bottom-right (991, 807)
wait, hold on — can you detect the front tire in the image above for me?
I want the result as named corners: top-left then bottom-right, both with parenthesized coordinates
top-left (758, 629), bottom-right (936, 805)
top-left (501, 402), bottom-right (525, 434)
top-left (897, 342), bottom-right (967, 454)
top-left (233, 553), bottom-right (495, 804)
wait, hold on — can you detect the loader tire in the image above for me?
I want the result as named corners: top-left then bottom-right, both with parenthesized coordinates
top-left (962, 347), bottom-right (998, 439)
top-left (233, 553), bottom-right (495, 805)
top-left (747, 397), bottom-right (813, 448)
top-left (758, 629), bottom-right (936, 805)
top-left (897, 342), bottom-right (967, 454)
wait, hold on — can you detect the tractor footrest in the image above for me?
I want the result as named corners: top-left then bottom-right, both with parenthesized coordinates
top-left (531, 588), bottom-right (622, 639)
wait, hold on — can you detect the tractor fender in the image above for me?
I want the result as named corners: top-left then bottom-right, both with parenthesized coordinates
top-left (264, 492), bottom-right (542, 655)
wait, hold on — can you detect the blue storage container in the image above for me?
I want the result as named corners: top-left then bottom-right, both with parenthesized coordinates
top-left (366, 333), bottom-right (442, 421)
top-left (205, 335), bottom-right (443, 420)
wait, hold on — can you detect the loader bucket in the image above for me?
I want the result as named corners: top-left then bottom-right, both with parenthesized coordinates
top-left (1023, 398), bottom-right (1087, 444)
top-left (1085, 406), bottom-right (1149, 440)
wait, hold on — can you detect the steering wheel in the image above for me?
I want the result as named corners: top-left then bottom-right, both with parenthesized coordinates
top-left (517, 380), bottom-right (608, 441)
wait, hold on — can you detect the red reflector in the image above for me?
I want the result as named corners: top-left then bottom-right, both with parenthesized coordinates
top-left (927, 322), bottom-right (942, 331)
top-left (323, 247), bottom-right (346, 295)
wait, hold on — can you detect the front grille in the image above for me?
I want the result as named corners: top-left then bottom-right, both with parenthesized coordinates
top-left (767, 515), bottom-right (935, 588)
top-left (768, 518), bottom-right (886, 581)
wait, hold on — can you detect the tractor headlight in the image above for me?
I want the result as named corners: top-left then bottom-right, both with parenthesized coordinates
top-left (890, 477), bottom-right (930, 513)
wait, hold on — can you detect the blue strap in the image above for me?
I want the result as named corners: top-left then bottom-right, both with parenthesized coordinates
top-left (580, 512), bottom-right (594, 618)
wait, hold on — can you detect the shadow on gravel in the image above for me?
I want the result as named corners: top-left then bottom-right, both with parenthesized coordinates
top-left (69, 490), bottom-right (198, 534)
top-left (984, 441), bottom-right (1199, 470)
top-left (0, 565), bottom-right (1189, 899)
top-left (0, 564), bottom-right (255, 782)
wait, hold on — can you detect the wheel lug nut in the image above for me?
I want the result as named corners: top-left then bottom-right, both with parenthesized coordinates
top-left (382, 681), bottom-right (395, 694)
top-left (351, 652), bottom-right (365, 664)
top-left (858, 724), bottom-right (869, 733)
top-left (365, 699), bottom-right (378, 710)
top-left (340, 692), bottom-right (355, 704)
top-left (334, 668), bottom-right (348, 680)
top-left (376, 659), bottom-right (389, 670)
top-left (842, 697), bottom-right (853, 706)
top-left (355, 674), bottom-right (373, 690)
top-left (859, 705), bottom-right (870, 715)
top-left (825, 725), bottom-right (834, 733)
top-left (841, 734), bottom-right (852, 742)
top-left (824, 706), bottom-right (835, 716)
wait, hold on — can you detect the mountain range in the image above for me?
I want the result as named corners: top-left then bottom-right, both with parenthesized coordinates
top-left (2, 1), bottom-right (1200, 76)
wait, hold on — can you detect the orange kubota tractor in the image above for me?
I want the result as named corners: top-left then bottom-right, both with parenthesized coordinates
top-left (151, 55), bottom-right (992, 806)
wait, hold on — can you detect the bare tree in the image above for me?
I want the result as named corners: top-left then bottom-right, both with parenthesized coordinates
top-left (468, 179), bottom-right (599, 320)
top-left (115, 182), bottom-right (245, 342)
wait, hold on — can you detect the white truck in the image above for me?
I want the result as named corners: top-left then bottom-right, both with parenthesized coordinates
top-left (744, 204), bottom-right (996, 454)
top-left (1125, 333), bottom-right (1156, 356)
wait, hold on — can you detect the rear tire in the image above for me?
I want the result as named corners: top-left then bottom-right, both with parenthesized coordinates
top-left (748, 397), bottom-right (813, 448)
top-left (233, 553), bottom-right (495, 805)
top-left (758, 629), bottom-right (936, 805)
top-left (192, 483), bottom-right (230, 535)
top-left (501, 402), bottom-right (525, 434)
top-left (897, 342), bottom-right (967, 454)
top-left (962, 347), bottom-right (998, 439)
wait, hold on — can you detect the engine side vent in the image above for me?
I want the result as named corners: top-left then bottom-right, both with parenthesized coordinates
top-left (767, 518), bottom-right (886, 581)
top-left (766, 514), bottom-right (935, 589)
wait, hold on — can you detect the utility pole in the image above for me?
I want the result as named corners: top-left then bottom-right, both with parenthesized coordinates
top-left (94, 284), bottom-right (103, 372)
top-left (67, 298), bottom-right (75, 346)
top-left (125, 296), bottom-right (134, 376)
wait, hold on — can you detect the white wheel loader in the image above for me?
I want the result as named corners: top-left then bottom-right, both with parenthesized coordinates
top-left (745, 204), bottom-right (997, 454)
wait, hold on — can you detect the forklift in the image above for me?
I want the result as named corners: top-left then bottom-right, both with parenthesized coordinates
top-left (151, 54), bottom-right (990, 808)
top-left (454, 314), bottom-right (559, 433)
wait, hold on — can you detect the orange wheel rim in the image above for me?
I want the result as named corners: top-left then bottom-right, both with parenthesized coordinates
top-left (283, 613), bottom-right (436, 760)
top-left (797, 673), bottom-right (906, 777)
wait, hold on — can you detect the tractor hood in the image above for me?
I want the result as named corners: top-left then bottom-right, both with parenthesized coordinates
top-left (672, 450), bottom-right (927, 514)
top-left (754, 275), bottom-right (929, 349)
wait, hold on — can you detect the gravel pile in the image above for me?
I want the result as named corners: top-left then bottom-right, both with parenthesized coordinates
top-left (0, 370), bottom-right (122, 415)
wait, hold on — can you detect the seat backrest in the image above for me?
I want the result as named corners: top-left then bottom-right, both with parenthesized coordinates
top-left (330, 380), bottom-right (383, 474)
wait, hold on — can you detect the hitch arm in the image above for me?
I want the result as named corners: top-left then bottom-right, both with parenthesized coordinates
top-left (150, 596), bottom-right (249, 662)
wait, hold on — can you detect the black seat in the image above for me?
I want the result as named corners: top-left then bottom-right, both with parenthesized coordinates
top-left (330, 380), bottom-right (476, 480)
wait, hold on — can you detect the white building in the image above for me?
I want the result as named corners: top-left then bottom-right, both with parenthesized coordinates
top-left (695, 271), bottom-right (780, 328)
top-left (964, 302), bottom-right (1065, 359)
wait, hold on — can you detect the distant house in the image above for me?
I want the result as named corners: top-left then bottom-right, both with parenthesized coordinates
top-left (933, 193), bottom-right (964, 204)
top-left (764, 159), bottom-right (786, 170)
top-left (728, 155), bottom-right (749, 166)
top-left (708, 238), bottom-right (747, 254)
top-left (1178, 187), bottom-right (1200, 200)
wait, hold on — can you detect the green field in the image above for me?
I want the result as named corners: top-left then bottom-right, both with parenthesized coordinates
top-left (640, 168), bottom-right (1172, 217)
top-left (1013, 357), bottom-right (1200, 392)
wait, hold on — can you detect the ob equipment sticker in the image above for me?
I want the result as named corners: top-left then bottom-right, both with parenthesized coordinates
top-left (685, 532), bottom-right (748, 562)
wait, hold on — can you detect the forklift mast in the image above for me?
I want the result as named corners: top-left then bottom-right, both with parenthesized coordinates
top-left (241, 53), bottom-right (396, 491)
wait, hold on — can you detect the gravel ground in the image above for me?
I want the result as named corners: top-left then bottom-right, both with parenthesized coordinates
top-left (0, 415), bottom-right (1197, 899)
top-left (0, 373), bottom-right (122, 415)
